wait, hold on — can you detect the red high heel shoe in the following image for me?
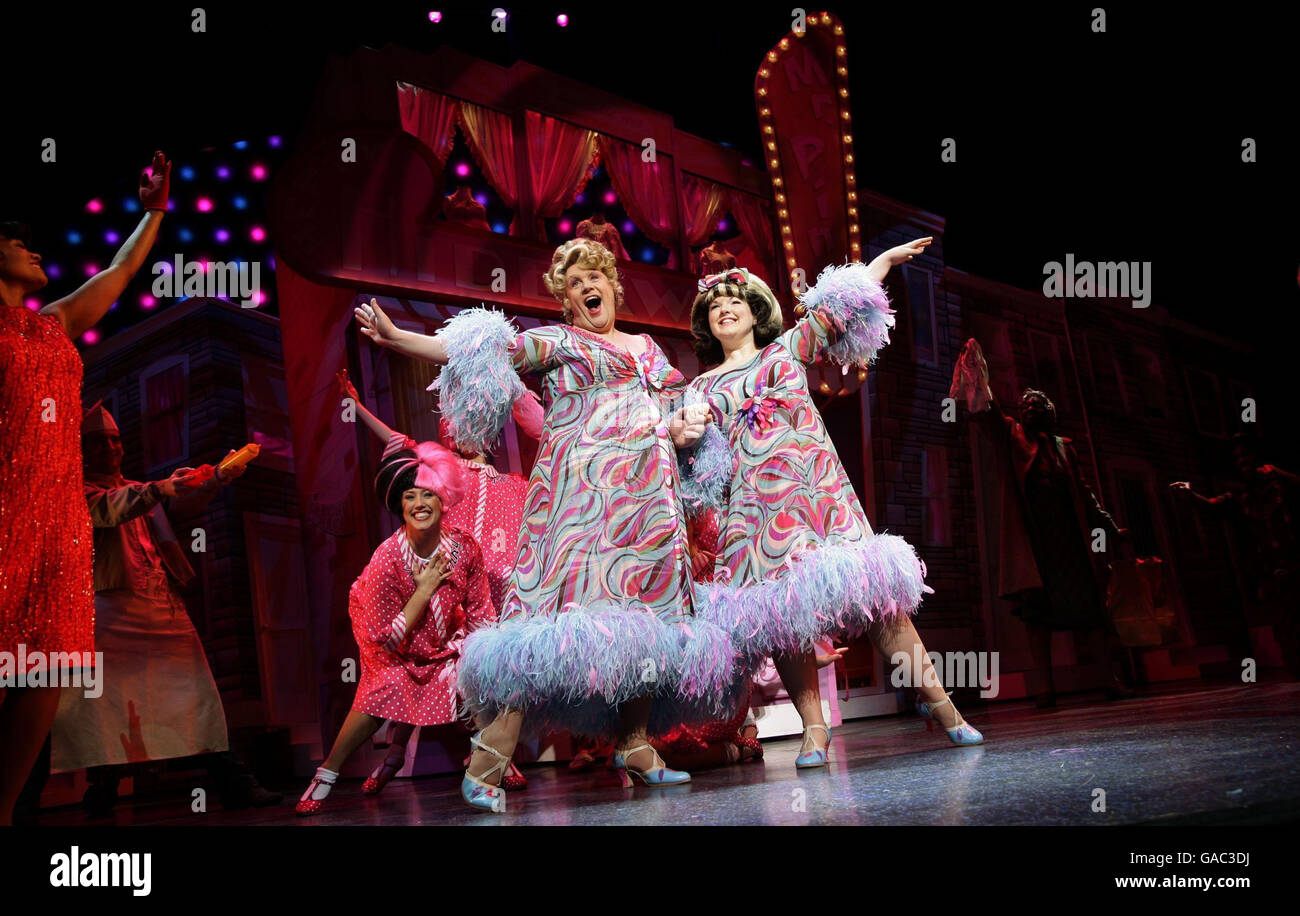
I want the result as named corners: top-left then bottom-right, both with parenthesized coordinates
top-left (362, 752), bottom-right (406, 796)
top-left (731, 724), bottom-right (763, 761)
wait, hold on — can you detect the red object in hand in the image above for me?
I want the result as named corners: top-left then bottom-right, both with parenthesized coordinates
top-left (139, 150), bottom-right (171, 211)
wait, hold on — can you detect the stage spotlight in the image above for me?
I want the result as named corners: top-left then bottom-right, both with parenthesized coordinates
top-left (104, 230), bottom-right (119, 245)
top-left (455, 162), bottom-right (471, 177)
top-left (178, 228), bottom-right (193, 243)
top-left (196, 197), bottom-right (214, 213)
top-left (140, 294), bottom-right (157, 309)
top-left (602, 190), bottom-right (616, 205)
top-left (233, 196), bottom-right (249, 210)
top-left (122, 198), bottom-right (140, 213)
top-left (492, 222), bottom-right (507, 233)
top-left (216, 165), bottom-right (232, 180)
top-left (233, 140), bottom-right (248, 150)
top-left (557, 14), bottom-right (569, 26)
top-left (86, 199), bottom-right (103, 214)
top-left (429, 11), bottom-right (442, 22)
top-left (215, 228), bottom-right (231, 243)
top-left (250, 226), bottom-right (267, 242)
top-left (268, 135), bottom-right (283, 147)
top-left (180, 166), bottom-right (196, 181)
top-left (81, 329), bottom-right (100, 345)
top-left (474, 193), bottom-right (489, 207)
top-left (250, 163), bottom-right (268, 180)
top-left (24, 297), bottom-right (40, 311)
top-left (558, 219), bottom-right (572, 234)
top-left (621, 220), bottom-right (634, 234)
top-left (45, 264), bottom-right (61, 279)
top-left (66, 231), bottom-right (81, 245)
top-left (83, 263), bottom-right (98, 277)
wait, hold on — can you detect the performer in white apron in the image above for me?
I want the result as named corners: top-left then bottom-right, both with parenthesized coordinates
top-left (51, 403), bottom-right (280, 814)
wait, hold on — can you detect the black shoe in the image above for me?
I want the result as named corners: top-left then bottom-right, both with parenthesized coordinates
top-left (221, 776), bottom-right (283, 810)
top-left (1103, 682), bottom-right (1137, 700)
top-left (82, 782), bottom-right (119, 818)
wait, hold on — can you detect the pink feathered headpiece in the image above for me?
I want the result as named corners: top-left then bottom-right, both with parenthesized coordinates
top-left (378, 440), bottom-right (469, 512)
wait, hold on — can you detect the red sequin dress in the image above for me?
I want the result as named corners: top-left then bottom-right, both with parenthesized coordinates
top-left (0, 308), bottom-right (94, 674)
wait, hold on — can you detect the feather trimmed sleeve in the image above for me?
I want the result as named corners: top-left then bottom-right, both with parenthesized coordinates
top-left (781, 262), bottom-right (895, 369)
top-left (429, 308), bottom-right (526, 456)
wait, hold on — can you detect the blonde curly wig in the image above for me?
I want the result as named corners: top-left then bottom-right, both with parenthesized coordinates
top-left (542, 238), bottom-right (625, 322)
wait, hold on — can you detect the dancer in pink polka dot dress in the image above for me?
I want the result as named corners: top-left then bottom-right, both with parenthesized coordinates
top-left (295, 438), bottom-right (491, 817)
top-left (334, 370), bottom-right (536, 790)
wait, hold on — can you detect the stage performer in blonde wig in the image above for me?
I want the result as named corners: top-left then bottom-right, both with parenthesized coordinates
top-left (686, 240), bottom-right (983, 770)
top-left (354, 239), bottom-right (741, 812)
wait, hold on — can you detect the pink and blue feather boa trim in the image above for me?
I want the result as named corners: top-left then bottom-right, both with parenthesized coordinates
top-left (429, 307), bottom-right (524, 456)
top-left (698, 535), bottom-right (933, 661)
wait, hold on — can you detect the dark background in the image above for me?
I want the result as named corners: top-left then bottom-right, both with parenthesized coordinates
top-left (6, 1), bottom-right (1298, 449)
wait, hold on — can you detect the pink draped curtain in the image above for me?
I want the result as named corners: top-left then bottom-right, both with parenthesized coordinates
top-left (396, 82), bottom-right (459, 165)
top-left (458, 101), bottom-right (519, 209)
top-left (526, 111), bottom-right (599, 231)
top-left (727, 189), bottom-right (777, 280)
top-left (680, 173), bottom-right (728, 247)
top-left (598, 135), bottom-right (678, 249)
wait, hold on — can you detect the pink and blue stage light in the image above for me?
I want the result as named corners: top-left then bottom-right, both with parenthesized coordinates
top-left (86, 199), bottom-right (103, 214)
top-left (196, 197), bottom-right (214, 213)
top-left (250, 163), bottom-right (268, 181)
top-left (81, 329), bottom-right (99, 345)
top-left (557, 14), bottom-right (569, 26)
top-left (250, 226), bottom-right (267, 242)
top-left (215, 228), bottom-right (231, 243)
top-left (428, 11), bottom-right (442, 23)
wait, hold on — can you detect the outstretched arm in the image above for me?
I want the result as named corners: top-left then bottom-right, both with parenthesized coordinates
top-left (337, 369), bottom-right (397, 443)
top-left (42, 151), bottom-right (170, 339)
top-left (863, 237), bottom-right (932, 285)
top-left (354, 298), bottom-right (448, 364)
top-left (1169, 480), bottom-right (1233, 512)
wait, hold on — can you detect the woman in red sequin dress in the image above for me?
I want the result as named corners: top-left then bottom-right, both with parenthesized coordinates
top-left (0, 153), bottom-right (170, 824)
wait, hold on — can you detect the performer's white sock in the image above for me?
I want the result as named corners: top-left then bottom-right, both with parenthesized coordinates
top-left (301, 766), bottom-right (338, 802)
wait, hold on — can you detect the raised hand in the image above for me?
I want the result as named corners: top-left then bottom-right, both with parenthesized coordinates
top-left (882, 237), bottom-right (933, 266)
top-left (139, 150), bottom-right (171, 212)
top-left (336, 368), bottom-right (359, 402)
top-left (354, 298), bottom-right (400, 348)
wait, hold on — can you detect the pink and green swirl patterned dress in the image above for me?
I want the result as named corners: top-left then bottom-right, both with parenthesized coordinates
top-left (692, 268), bottom-right (932, 660)
top-left (449, 318), bottom-right (740, 738)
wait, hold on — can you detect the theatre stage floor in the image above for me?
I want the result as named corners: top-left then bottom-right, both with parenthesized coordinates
top-left (36, 680), bottom-right (1300, 826)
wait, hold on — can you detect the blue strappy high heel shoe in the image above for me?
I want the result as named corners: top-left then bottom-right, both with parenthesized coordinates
top-left (794, 723), bottom-right (831, 769)
top-left (917, 692), bottom-right (983, 745)
top-left (611, 744), bottom-right (691, 787)
top-left (461, 731), bottom-right (510, 813)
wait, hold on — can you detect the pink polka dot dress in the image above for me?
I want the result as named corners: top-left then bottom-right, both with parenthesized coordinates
top-left (348, 525), bottom-right (493, 726)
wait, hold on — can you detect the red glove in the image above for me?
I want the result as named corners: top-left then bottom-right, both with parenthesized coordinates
top-left (139, 150), bottom-right (171, 212)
